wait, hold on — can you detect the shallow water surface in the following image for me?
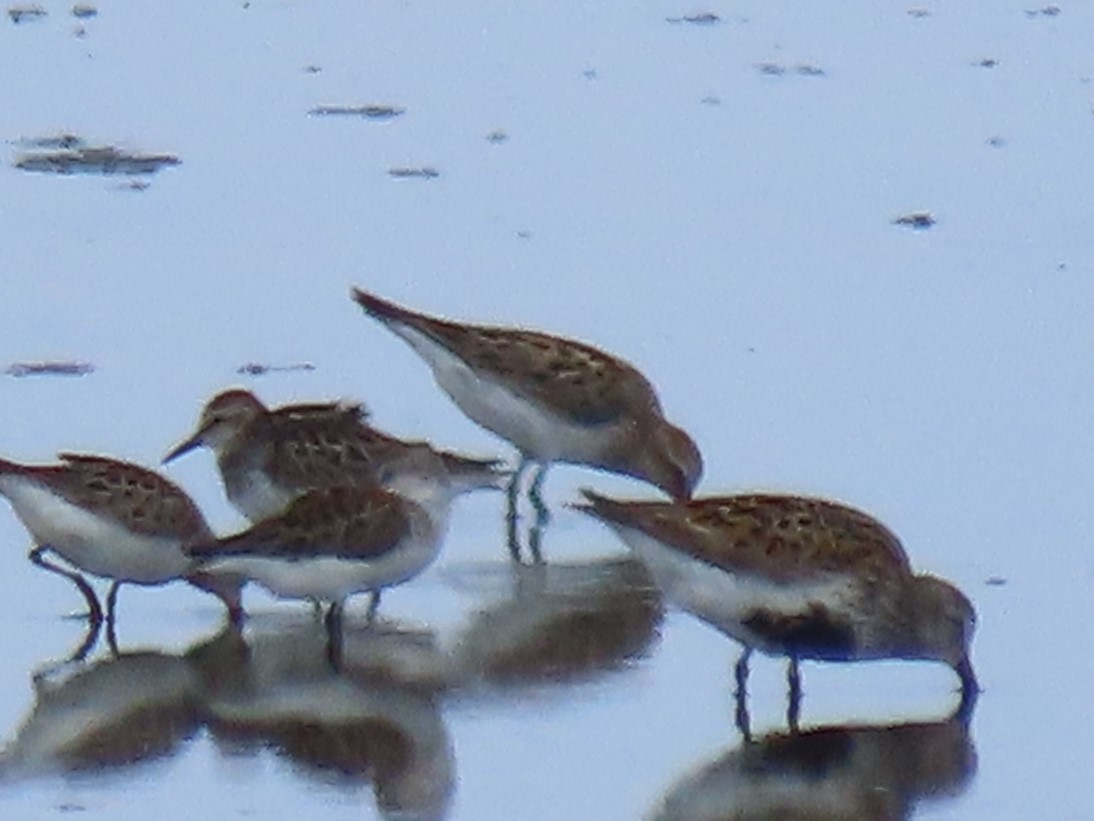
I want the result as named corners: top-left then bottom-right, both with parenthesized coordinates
top-left (2, 1), bottom-right (1094, 818)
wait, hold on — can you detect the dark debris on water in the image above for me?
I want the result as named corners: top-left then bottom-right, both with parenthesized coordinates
top-left (892, 212), bottom-right (936, 230)
top-left (308, 105), bottom-right (405, 121)
top-left (666, 12), bottom-right (720, 25)
top-left (388, 166), bottom-right (439, 180)
top-left (236, 362), bottom-right (316, 377)
top-left (13, 137), bottom-right (180, 176)
top-left (6, 361), bottom-right (94, 378)
top-left (8, 5), bottom-right (46, 23)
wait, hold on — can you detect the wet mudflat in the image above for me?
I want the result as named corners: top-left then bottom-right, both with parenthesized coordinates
top-left (2, 2), bottom-right (1093, 819)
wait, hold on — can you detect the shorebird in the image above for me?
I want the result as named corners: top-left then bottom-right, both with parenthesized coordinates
top-left (186, 449), bottom-right (481, 638)
top-left (575, 490), bottom-right (977, 726)
top-left (0, 453), bottom-right (242, 625)
top-left (349, 288), bottom-right (703, 516)
top-left (163, 388), bottom-right (505, 522)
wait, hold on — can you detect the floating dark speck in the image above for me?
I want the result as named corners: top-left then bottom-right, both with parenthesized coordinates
top-left (666, 12), bottom-right (720, 25)
top-left (984, 576), bottom-right (1007, 586)
top-left (796, 64), bottom-right (825, 77)
top-left (71, 3), bottom-right (96, 18)
top-left (486, 130), bottom-right (509, 144)
top-left (302, 65), bottom-right (322, 74)
top-left (308, 104), bottom-right (405, 120)
top-left (986, 135), bottom-right (1006, 148)
top-left (14, 145), bottom-right (180, 176)
top-left (388, 166), bottom-right (439, 179)
top-left (6, 361), bottom-right (94, 378)
top-left (1025, 4), bottom-right (1061, 16)
top-left (700, 95), bottom-right (721, 106)
top-left (756, 62), bottom-right (786, 76)
top-left (892, 212), bottom-right (936, 230)
top-left (977, 57), bottom-right (999, 68)
top-left (9, 5), bottom-right (46, 23)
top-left (907, 7), bottom-right (931, 18)
top-left (237, 362), bottom-right (316, 376)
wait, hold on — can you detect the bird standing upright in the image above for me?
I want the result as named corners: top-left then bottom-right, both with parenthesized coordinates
top-left (0, 453), bottom-right (242, 626)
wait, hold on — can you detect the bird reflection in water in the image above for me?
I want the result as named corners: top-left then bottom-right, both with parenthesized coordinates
top-left (0, 628), bottom-right (241, 779)
top-left (201, 617), bottom-right (455, 821)
top-left (451, 556), bottom-right (664, 686)
top-left (0, 619), bottom-right (455, 821)
top-left (650, 708), bottom-right (977, 821)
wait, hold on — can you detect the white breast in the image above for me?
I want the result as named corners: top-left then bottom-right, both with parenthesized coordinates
top-left (0, 477), bottom-right (190, 584)
top-left (225, 468), bottom-right (297, 522)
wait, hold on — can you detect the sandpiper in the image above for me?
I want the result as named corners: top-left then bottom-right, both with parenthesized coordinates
top-left (0, 453), bottom-right (242, 624)
top-left (163, 388), bottom-right (505, 522)
top-left (186, 449), bottom-right (474, 635)
top-left (350, 288), bottom-right (703, 512)
top-left (575, 490), bottom-right (977, 722)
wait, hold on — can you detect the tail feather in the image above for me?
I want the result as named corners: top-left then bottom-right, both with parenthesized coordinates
top-left (0, 456), bottom-right (28, 476)
top-left (350, 287), bottom-right (422, 326)
top-left (570, 488), bottom-right (629, 524)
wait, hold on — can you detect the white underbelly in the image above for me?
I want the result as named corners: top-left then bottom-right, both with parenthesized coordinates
top-left (201, 538), bottom-right (442, 602)
top-left (0, 479), bottom-right (190, 583)
top-left (393, 324), bottom-right (614, 464)
top-left (611, 525), bottom-right (850, 652)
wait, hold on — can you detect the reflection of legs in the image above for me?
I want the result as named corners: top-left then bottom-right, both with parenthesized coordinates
top-left (734, 648), bottom-right (753, 741)
top-left (787, 657), bottom-right (802, 733)
top-left (29, 546), bottom-right (103, 624)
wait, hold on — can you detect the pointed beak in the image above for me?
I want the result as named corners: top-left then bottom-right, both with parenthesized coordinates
top-left (163, 430), bottom-right (205, 464)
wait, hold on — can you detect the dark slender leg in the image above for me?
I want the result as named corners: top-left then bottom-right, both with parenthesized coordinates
top-left (734, 649), bottom-right (753, 741)
top-left (105, 581), bottom-right (121, 625)
top-left (69, 618), bottom-right (103, 663)
top-left (528, 463), bottom-right (551, 524)
top-left (311, 598), bottom-right (324, 619)
top-left (365, 590), bottom-right (381, 624)
top-left (787, 657), bottom-right (802, 733)
top-left (505, 458), bottom-right (531, 561)
top-left (29, 546), bottom-right (103, 625)
top-left (325, 600), bottom-right (344, 669)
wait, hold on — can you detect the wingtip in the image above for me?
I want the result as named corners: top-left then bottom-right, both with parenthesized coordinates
top-left (350, 286), bottom-right (408, 322)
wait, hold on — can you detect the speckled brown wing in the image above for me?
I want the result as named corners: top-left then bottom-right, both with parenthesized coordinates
top-left (51, 453), bottom-right (212, 540)
top-left (193, 486), bottom-right (410, 561)
top-left (351, 287), bottom-right (662, 425)
top-left (583, 492), bottom-right (912, 585)
top-left (435, 324), bottom-right (664, 426)
top-left (262, 402), bottom-right (388, 487)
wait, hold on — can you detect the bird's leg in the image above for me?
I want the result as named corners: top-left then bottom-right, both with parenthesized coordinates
top-left (505, 458), bottom-right (531, 561)
top-left (734, 649), bottom-right (753, 742)
top-left (527, 514), bottom-right (545, 565)
top-left (365, 590), bottom-right (382, 624)
top-left (29, 546), bottom-right (103, 625)
top-left (787, 657), bottom-right (802, 733)
top-left (528, 462), bottom-right (551, 524)
top-left (310, 598), bottom-right (324, 619)
top-left (325, 600), bottom-right (345, 669)
top-left (68, 617), bottom-right (103, 663)
top-left (105, 581), bottom-right (121, 626)
top-left (105, 615), bottom-right (120, 657)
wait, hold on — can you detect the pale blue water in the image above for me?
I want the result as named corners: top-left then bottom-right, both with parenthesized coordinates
top-left (2, 1), bottom-right (1093, 818)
